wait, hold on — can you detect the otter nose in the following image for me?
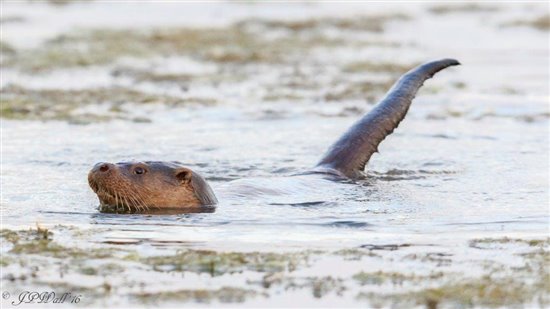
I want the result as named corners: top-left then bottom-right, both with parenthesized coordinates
top-left (93, 162), bottom-right (113, 173)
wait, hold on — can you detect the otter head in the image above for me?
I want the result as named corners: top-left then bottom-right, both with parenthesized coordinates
top-left (88, 161), bottom-right (217, 213)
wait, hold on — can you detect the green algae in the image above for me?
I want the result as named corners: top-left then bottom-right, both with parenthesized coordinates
top-left (262, 92), bottom-right (307, 102)
top-left (358, 246), bottom-right (549, 308)
top-left (78, 266), bottom-right (98, 276)
top-left (133, 287), bottom-right (261, 304)
top-left (1, 228), bottom-right (119, 259)
top-left (0, 17), bottom-right (413, 123)
top-left (26, 0), bottom-right (94, 6)
top-left (358, 274), bottom-right (548, 308)
top-left (0, 255), bottom-right (15, 267)
top-left (3, 227), bottom-right (548, 306)
top-left (1, 228), bottom-right (315, 278)
top-left (279, 276), bottom-right (346, 298)
top-left (236, 14), bottom-right (410, 33)
top-left (0, 85), bottom-right (214, 123)
top-left (428, 4), bottom-right (500, 15)
top-left (342, 61), bottom-right (420, 74)
top-left (111, 67), bottom-right (196, 84)
top-left (502, 14), bottom-right (550, 31)
top-left (324, 79), bottom-right (395, 102)
top-left (0, 40), bottom-right (16, 56)
top-left (1, 226), bottom-right (51, 243)
top-left (0, 16), bottom-right (26, 24)
top-left (469, 237), bottom-right (550, 249)
top-left (353, 271), bottom-right (445, 286)
top-left (248, 272), bottom-right (348, 298)
top-left (78, 263), bottom-right (125, 276)
top-left (0, 228), bottom-right (310, 304)
top-left (0, 27), bottom-right (288, 71)
top-left (4, 16), bottom-right (403, 72)
top-left (111, 66), bottom-right (246, 87)
top-left (143, 249), bottom-right (313, 276)
top-left (309, 276), bottom-right (346, 298)
top-left (402, 252), bottom-right (453, 267)
top-left (333, 248), bottom-right (380, 260)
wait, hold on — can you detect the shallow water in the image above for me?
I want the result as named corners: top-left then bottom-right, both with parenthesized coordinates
top-left (1, 1), bottom-right (549, 307)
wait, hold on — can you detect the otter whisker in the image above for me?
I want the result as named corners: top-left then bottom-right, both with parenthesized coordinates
top-left (118, 192), bottom-right (126, 213)
top-left (99, 189), bottom-right (113, 212)
top-left (124, 184), bottom-right (142, 212)
top-left (120, 182), bottom-right (141, 212)
top-left (123, 195), bottom-right (132, 213)
top-left (135, 190), bottom-right (150, 211)
top-left (128, 194), bottom-right (142, 212)
top-left (128, 183), bottom-right (149, 212)
top-left (117, 193), bottom-right (125, 213)
top-left (112, 190), bottom-right (120, 213)
top-left (133, 194), bottom-right (147, 212)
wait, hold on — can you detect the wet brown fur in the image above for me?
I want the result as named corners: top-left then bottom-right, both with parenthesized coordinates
top-left (88, 161), bottom-right (217, 213)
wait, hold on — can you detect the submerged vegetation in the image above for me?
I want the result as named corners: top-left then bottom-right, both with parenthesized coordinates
top-left (342, 60), bottom-right (420, 74)
top-left (133, 287), bottom-right (261, 304)
top-left (0, 40), bottom-right (16, 56)
top-left (324, 80), bottom-right (395, 103)
top-left (237, 14), bottom-right (410, 33)
top-left (0, 14), bottom-right (416, 122)
top-left (25, 0), bottom-right (94, 5)
top-left (359, 274), bottom-right (549, 308)
top-left (427, 3), bottom-right (500, 15)
top-left (0, 85), bottom-right (216, 123)
top-left (140, 249), bottom-right (314, 276)
top-left (1, 228), bottom-right (548, 306)
top-left (2, 15), bottom-right (409, 73)
top-left (502, 14), bottom-right (550, 31)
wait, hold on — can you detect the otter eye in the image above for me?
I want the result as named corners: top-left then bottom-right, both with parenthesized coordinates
top-left (134, 167), bottom-right (146, 175)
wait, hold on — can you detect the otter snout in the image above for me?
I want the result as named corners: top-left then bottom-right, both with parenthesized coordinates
top-left (92, 162), bottom-right (114, 173)
top-left (88, 162), bottom-right (116, 193)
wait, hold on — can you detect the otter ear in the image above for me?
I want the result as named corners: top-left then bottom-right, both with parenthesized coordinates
top-left (175, 168), bottom-right (193, 185)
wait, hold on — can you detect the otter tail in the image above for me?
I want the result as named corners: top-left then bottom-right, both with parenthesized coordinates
top-left (316, 58), bottom-right (460, 179)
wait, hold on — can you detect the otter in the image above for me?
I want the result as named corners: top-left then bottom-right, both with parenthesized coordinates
top-left (88, 59), bottom-right (460, 213)
top-left (88, 161), bottom-right (217, 213)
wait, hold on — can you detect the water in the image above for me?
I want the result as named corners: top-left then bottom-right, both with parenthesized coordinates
top-left (1, 1), bottom-right (548, 307)
top-left (2, 105), bottom-right (547, 246)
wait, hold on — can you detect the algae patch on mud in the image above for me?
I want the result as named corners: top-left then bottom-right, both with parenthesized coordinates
top-left (342, 61), bottom-right (420, 75)
top-left (428, 4), bottom-right (500, 15)
top-left (359, 275), bottom-right (549, 308)
top-left (502, 14), bottom-right (550, 31)
top-left (142, 250), bottom-right (314, 276)
top-left (0, 40), bottom-right (16, 56)
top-left (0, 15), bottom-right (416, 123)
top-left (1, 228), bottom-right (121, 260)
top-left (111, 66), bottom-right (246, 88)
top-left (133, 287), bottom-right (261, 304)
top-left (353, 271), bottom-right (445, 286)
top-left (237, 14), bottom-right (410, 33)
top-left (469, 237), bottom-right (550, 249)
top-left (27, 0), bottom-right (94, 6)
top-left (0, 228), bottom-right (320, 304)
top-left (2, 15), bottom-right (406, 72)
top-left (355, 239), bottom-right (549, 308)
top-left (0, 85), bottom-right (215, 123)
top-left (324, 79), bottom-right (395, 103)
top-left (2, 228), bottom-right (549, 307)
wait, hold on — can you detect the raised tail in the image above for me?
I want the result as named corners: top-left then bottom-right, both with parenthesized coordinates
top-left (316, 58), bottom-right (460, 179)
